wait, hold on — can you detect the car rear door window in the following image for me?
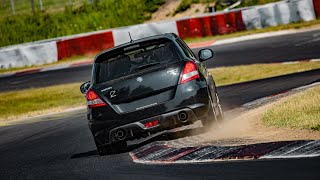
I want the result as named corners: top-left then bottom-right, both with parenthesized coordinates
top-left (95, 39), bottom-right (183, 84)
top-left (176, 38), bottom-right (196, 59)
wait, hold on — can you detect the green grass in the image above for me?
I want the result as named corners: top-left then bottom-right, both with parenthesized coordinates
top-left (0, 0), bottom-right (165, 47)
top-left (185, 19), bottom-right (320, 44)
top-left (209, 61), bottom-right (320, 86)
top-left (1, 61), bottom-right (320, 121)
top-left (174, 0), bottom-right (200, 15)
top-left (0, 0), bottom-right (85, 16)
top-left (0, 83), bottom-right (85, 121)
top-left (262, 86), bottom-right (320, 131)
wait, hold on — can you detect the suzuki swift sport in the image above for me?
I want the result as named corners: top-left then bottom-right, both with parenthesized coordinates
top-left (80, 33), bottom-right (223, 155)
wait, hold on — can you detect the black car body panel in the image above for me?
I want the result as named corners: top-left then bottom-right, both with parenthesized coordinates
top-left (95, 61), bottom-right (184, 109)
top-left (89, 80), bottom-right (210, 144)
top-left (82, 33), bottom-right (222, 154)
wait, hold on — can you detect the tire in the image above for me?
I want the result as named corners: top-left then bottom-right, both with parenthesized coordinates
top-left (201, 92), bottom-right (218, 129)
top-left (207, 80), bottom-right (223, 120)
top-left (96, 141), bottom-right (127, 156)
top-left (214, 92), bottom-right (224, 121)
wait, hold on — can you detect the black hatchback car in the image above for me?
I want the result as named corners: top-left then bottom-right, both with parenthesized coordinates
top-left (80, 33), bottom-right (223, 155)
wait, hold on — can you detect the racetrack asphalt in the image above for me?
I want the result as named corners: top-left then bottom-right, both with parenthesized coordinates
top-left (0, 68), bottom-right (319, 179)
top-left (1, 29), bottom-right (320, 92)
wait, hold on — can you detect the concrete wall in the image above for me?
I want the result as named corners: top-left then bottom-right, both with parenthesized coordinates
top-left (0, 42), bottom-right (57, 69)
top-left (242, 0), bottom-right (316, 29)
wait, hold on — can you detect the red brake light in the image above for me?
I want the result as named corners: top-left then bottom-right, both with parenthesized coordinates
top-left (86, 89), bottom-right (107, 108)
top-left (180, 61), bottom-right (200, 84)
top-left (144, 120), bottom-right (159, 128)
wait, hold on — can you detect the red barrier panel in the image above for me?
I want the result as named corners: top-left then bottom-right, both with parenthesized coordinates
top-left (215, 11), bottom-right (246, 34)
top-left (313, 0), bottom-right (320, 17)
top-left (177, 18), bottom-right (203, 38)
top-left (57, 31), bottom-right (114, 60)
top-left (177, 11), bottom-right (246, 39)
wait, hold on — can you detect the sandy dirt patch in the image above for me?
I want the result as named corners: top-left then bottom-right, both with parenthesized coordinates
top-left (165, 90), bottom-right (320, 147)
top-left (208, 102), bottom-right (320, 145)
top-left (149, 0), bottom-right (207, 22)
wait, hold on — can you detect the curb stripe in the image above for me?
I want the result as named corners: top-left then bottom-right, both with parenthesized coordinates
top-left (132, 145), bottom-right (168, 159)
top-left (136, 148), bottom-right (174, 162)
top-left (310, 59), bottom-right (320, 62)
top-left (194, 146), bottom-right (240, 161)
top-left (0, 72), bottom-right (14, 78)
top-left (216, 141), bottom-right (291, 160)
top-left (40, 64), bottom-right (71, 72)
top-left (70, 60), bottom-right (93, 67)
top-left (131, 140), bottom-right (320, 164)
top-left (260, 140), bottom-right (320, 159)
top-left (15, 69), bottom-right (40, 76)
top-left (162, 147), bottom-right (199, 162)
top-left (188, 41), bottom-right (215, 49)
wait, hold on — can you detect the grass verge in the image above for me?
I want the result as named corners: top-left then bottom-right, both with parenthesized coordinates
top-left (262, 86), bottom-right (320, 131)
top-left (209, 61), bottom-right (320, 86)
top-left (1, 61), bottom-right (319, 121)
top-left (184, 19), bottom-right (320, 44)
top-left (0, 83), bottom-right (85, 121)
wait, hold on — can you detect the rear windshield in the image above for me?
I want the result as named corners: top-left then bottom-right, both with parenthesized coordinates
top-left (95, 39), bottom-right (182, 84)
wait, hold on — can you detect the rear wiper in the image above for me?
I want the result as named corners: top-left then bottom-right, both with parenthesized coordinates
top-left (134, 62), bottom-right (161, 72)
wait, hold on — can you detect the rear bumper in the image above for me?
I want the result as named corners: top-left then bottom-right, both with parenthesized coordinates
top-left (89, 80), bottom-right (210, 145)
top-left (107, 104), bottom-right (206, 143)
top-left (91, 103), bottom-right (208, 145)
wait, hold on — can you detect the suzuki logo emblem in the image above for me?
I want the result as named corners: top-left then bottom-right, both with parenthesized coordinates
top-left (136, 77), bottom-right (143, 82)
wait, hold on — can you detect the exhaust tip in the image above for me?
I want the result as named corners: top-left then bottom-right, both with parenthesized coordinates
top-left (178, 111), bottom-right (188, 122)
top-left (115, 129), bottom-right (127, 141)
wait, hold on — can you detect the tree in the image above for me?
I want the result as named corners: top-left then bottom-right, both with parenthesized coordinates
top-left (30, 0), bottom-right (35, 13)
top-left (10, 0), bottom-right (16, 14)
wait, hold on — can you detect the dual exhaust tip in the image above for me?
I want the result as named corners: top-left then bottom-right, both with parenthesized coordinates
top-left (114, 129), bottom-right (127, 141)
top-left (178, 111), bottom-right (188, 122)
top-left (114, 111), bottom-right (188, 141)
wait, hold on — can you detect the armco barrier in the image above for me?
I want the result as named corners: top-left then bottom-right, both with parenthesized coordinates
top-left (242, 0), bottom-right (316, 29)
top-left (275, 2), bottom-right (299, 25)
top-left (57, 31), bottom-right (114, 60)
top-left (176, 11), bottom-right (246, 39)
top-left (296, 0), bottom-right (316, 21)
top-left (313, 0), bottom-right (320, 17)
top-left (0, 42), bottom-right (57, 69)
top-left (214, 11), bottom-right (246, 34)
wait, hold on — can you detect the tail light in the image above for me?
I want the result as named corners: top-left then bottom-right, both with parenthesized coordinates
top-left (180, 61), bottom-right (200, 84)
top-left (144, 120), bottom-right (159, 128)
top-left (86, 89), bottom-right (107, 108)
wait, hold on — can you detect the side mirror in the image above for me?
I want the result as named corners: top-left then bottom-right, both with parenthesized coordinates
top-left (198, 49), bottom-right (214, 62)
top-left (80, 81), bottom-right (91, 94)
